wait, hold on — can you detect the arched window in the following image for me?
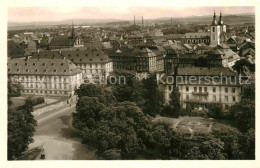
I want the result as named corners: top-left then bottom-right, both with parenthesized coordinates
top-left (212, 27), bottom-right (215, 32)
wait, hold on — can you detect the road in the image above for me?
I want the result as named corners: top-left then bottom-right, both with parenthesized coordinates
top-left (29, 104), bottom-right (97, 160)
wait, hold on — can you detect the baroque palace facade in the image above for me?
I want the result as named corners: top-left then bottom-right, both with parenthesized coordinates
top-left (8, 58), bottom-right (82, 96)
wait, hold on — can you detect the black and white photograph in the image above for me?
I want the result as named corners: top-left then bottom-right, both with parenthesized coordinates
top-left (0, 0), bottom-right (259, 167)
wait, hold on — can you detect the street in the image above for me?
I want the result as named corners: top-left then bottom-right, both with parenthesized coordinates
top-left (29, 104), bottom-right (97, 160)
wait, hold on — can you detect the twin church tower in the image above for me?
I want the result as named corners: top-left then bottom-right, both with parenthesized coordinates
top-left (210, 10), bottom-right (226, 46)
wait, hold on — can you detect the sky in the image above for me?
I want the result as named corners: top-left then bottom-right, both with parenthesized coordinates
top-left (8, 6), bottom-right (255, 22)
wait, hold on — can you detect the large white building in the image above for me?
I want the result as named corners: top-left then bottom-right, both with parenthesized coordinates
top-left (8, 58), bottom-right (82, 97)
top-left (32, 48), bottom-right (113, 80)
top-left (159, 67), bottom-right (241, 110)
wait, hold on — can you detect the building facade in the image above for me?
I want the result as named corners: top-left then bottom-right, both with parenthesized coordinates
top-left (32, 48), bottom-right (113, 79)
top-left (8, 58), bottom-right (82, 97)
top-left (159, 67), bottom-right (241, 110)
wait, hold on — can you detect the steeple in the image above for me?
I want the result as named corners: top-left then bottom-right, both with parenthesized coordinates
top-left (71, 20), bottom-right (75, 38)
top-left (212, 10), bottom-right (218, 25)
top-left (218, 10), bottom-right (224, 25)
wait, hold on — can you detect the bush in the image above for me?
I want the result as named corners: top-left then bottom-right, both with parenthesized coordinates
top-left (208, 105), bottom-right (223, 119)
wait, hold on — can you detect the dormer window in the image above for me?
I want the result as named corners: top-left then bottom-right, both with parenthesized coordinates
top-left (61, 63), bottom-right (64, 66)
top-left (43, 63), bottom-right (46, 66)
top-left (33, 63), bottom-right (36, 66)
top-left (64, 70), bottom-right (67, 72)
top-left (35, 69), bottom-right (38, 72)
top-left (17, 69), bottom-right (19, 72)
top-left (51, 63), bottom-right (54, 66)
top-left (53, 69), bottom-right (57, 72)
top-left (25, 63), bottom-right (28, 66)
top-left (26, 69), bottom-right (29, 72)
top-left (15, 63), bottom-right (18, 65)
top-left (44, 70), bottom-right (47, 72)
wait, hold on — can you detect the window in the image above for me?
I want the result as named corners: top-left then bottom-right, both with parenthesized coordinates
top-left (213, 27), bottom-right (215, 32)
top-left (199, 87), bottom-right (202, 92)
top-left (186, 94), bottom-right (189, 100)
top-left (168, 85), bottom-right (172, 91)
top-left (186, 86), bottom-right (189, 92)
top-left (204, 87), bottom-right (207, 92)
top-left (225, 96), bottom-right (228, 101)
top-left (233, 96), bottom-right (236, 102)
top-left (213, 87), bottom-right (216, 93)
top-left (232, 88), bottom-right (235, 93)
top-left (213, 95), bottom-right (217, 102)
top-left (194, 87), bottom-right (197, 92)
top-left (225, 105), bottom-right (229, 110)
top-left (33, 63), bottom-right (36, 66)
top-left (225, 88), bottom-right (228, 93)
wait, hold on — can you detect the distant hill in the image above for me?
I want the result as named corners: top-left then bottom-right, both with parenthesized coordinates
top-left (8, 13), bottom-right (254, 29)
top-left (150, 14), bottom-right (255, 25)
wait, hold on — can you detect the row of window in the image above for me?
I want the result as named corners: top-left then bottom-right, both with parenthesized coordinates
top-left (184, 94), bottom-right (236, 102)
top-left (184, 86), bottom-right (236, 93)
top-left (23, 89), bottom-right (69, 95)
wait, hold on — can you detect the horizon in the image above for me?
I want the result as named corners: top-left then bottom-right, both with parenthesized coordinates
top-left (8, 6), bottom-right (254, 23)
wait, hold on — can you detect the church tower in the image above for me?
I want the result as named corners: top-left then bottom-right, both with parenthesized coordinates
top-left (218, 11), bottom-right (227, 43)
top-left (210, 10), bottom-right (220, 46)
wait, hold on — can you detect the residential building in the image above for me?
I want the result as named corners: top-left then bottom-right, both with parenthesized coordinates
top-left (159, 67), bottom-right (241, 110)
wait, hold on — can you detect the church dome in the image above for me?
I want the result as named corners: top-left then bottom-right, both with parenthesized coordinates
top-left (212, 20), bottom-right (218, 25)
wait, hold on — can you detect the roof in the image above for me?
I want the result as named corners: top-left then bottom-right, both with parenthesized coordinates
top-left (182, 32), bottom-right (210, 39)
top-left (177, 67), bottom-right (237, 76)
top-left (49, 36), bottom-right (78, 47)
top-left (8, 58), bottom-right (82, 76)
top-left (31, 49), bottom-right (112, 64)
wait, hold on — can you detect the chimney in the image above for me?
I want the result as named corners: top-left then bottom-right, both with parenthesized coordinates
top-left (142, 16), bottom-right (144, 28)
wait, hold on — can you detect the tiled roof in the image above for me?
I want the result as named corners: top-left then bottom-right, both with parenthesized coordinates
top-left (49, 36), bottom-right (77, 46)
top-left (182, 32), bottom-right (210, 39)
top-left (31, 49), bottom-right (112, 64)
top-left (177, 67), bottom-right (237, 76)
top-left (8, 58), bottom-right (82, 76)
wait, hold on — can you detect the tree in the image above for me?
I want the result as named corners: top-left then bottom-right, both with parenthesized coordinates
top-left (194, 56), bottom-right (208, 67)
top-left (239, 128), bottom-right (255, 159)
top-left (212, 124), bottom-right (243, 159)
top-left (101, 149), bottom-right (121, 160)
top-left (169, 87), bottom-right (181, 118)
top-left (72, 96), bottom-right (105, 130)
top-left (229, 99), bottom-right (255, 132)
top-left (232, 59), bottom-right (252, 75)
top-left (142, 73), bottom-right (163, 116)
top-left (184, 138), bottom-right (227, 160)
top-left (208, 104), bottom-right (223, 119)
top-left (8, 99), bottom-right (36, 160)
top-left (81, 102), bottom-right (152, 159)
